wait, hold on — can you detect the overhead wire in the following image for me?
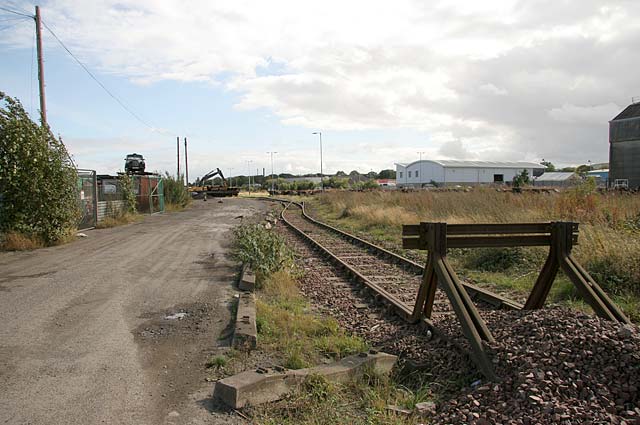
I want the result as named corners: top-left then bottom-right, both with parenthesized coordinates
top-left (40, 19), bottom-right (174, 136)
top-left (0, 19), bottom-right (28, 32)
top-left (0, 6), bottom-right (32, 18)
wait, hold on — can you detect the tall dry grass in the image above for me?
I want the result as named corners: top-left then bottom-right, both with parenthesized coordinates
top-left (314, 189), bottom-right (640, 299)
top-left (319, 189), bottom-right (640, 228)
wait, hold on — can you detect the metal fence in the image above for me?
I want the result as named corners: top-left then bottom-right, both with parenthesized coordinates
top-left (77, 169), bottom-right (98, 230)
top-left (134, 175), bottom-right (164, 214)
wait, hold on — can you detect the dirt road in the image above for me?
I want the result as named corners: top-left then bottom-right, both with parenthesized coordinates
top-left (0, 199), bottom-right (266, 425)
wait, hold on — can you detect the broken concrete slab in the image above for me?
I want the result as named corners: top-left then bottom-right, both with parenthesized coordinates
top-left (232, 292), bottom-right (257, 350)
top-left (213, 350), bottom-right (397, 408)
top-left (238, 264), bottom-right (256, 292)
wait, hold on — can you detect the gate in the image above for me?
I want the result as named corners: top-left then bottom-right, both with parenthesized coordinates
top-left (77, 169), bottom-right (98, 230)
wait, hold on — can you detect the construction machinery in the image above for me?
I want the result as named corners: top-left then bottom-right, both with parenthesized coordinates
top-left (124, 153), bottom-right (146, 174)
top-left (189, 168), bottom-right (240, 199)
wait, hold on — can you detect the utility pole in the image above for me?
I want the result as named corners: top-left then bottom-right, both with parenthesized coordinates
top-left (35, 6), bottom-right (47, 127)
top-left (312, 132), bottom-right (323, 191)
top-left (247, 160), bottom-right (253, 193)
top-left (267, 151), bottom-right (278, 193)
top-left (417, 151), bottom-right (425, 189)
top-left (184, 137), bottom-right (189, 186)
top-left (176, 136), bottom-right (180, 180)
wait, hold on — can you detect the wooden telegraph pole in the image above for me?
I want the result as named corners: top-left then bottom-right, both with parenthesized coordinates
top-left (35, 6), bottom-right (47, 127)
top-left (184, 137), bottom-right (189, 187)
top-left (176, 136), bottom-right (180, 180)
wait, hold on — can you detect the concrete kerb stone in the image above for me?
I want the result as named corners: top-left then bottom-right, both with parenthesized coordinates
top-left (239, 263), bottom-right (256, 292)
top-left (213, 350), bottom-right (397, 409)
top-left (232, 291), bottom-right (257, 350)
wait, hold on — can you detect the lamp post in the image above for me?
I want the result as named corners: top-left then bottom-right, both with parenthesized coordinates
top-left (267, 151), bottom-right (278, 193)
top-left (312, 132), bottom-right (323, 191)
top-left (417, 151), bottom-right (425, 189)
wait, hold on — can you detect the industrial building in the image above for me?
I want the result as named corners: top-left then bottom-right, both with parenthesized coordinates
top-left (395, 160), bottom-right (545, 188)
top-left (609, 101), bottom-right (640, 189)
top-left (534, 172), bottom-right (580, 187)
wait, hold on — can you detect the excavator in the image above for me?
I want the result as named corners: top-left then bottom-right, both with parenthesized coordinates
top-left (189, 168), bottom-right (240, 199)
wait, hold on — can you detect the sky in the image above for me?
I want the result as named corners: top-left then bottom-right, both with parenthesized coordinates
top-left (1, 0), bottom-right (638, 180)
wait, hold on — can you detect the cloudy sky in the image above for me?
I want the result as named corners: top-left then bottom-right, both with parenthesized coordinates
top-left (1, 0), bottom-right (638, 179)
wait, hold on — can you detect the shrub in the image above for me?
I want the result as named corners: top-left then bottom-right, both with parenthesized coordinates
top-left (461, 247), bottom-right (533, 272)
top-left (0, 92), bottom-right (80, 244)
top-left (233, 223), bottom-right (294, 279)
top-left (118, 173), bottom-right (137, 214)
top-left (163, 172), bottom-right (190, 207)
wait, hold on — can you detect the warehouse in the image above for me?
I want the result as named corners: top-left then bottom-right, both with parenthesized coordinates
top-left (609, 101), bottom-right (640, 189)
top-left (395, 160), bottom-right (545, 188)
top-left (534, 172), bottom-right (580, 187)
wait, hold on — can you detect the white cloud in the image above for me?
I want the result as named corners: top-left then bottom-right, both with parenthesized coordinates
top-left (548, 103), bottom-right (621, 124)
top-left (4, 0), bottom-right (639, 172)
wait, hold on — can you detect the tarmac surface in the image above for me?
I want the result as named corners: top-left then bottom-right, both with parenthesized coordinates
top-left (0, 199), bottom-right (266, 425)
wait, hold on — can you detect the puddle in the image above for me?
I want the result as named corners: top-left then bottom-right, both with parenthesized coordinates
top-left (165, 312), bottom-right (188, 320)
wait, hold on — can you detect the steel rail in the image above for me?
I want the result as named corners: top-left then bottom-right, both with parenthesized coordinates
top-left (273, 198), bottom-right (507, 377)
top-left (263, 197), bottom-right (522, 311)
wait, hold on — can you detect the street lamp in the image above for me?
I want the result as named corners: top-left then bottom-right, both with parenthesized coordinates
top-left (312, 132), bottom-right (323, 191)
top-left (417, 151), bottom-right (425, 188)
top-left (267, 151), bottom-right (278, 193)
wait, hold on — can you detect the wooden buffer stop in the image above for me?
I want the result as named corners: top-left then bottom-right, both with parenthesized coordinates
top-left (402, 221), bottom-right (630, 379)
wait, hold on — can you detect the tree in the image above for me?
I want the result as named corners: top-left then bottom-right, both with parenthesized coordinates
top-left (512, 169), bottom-right (531, 188)
top-left (378, 169), bottom-right (396, 179)
top-left (0, 92), bottom-right (80, 244)
top-left (575, 164), bottom-right (590, 176)
top-left (324, 176), bottom-right (349, 189)
top-left (541, 161), bottom-right (555, 172)
top-left (335, 170), bottom-right (347, 177)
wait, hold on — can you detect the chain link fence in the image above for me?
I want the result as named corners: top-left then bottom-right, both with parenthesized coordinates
top-left (77, 169), bottom-right (98, 230)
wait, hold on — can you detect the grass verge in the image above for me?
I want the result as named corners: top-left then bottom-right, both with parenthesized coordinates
top-left (96, 212), bottom-right (143, 229)
top-left (232, 221), bottom-right (438, 422)
top-left (0, 231), bottom-right (45, 250)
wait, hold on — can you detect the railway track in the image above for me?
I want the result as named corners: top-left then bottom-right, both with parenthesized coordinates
top-left (276, 199), bottom-right (522, 322)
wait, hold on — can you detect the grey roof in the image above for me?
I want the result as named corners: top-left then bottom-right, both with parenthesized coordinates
top-left (397, 160), bottom-right (544, 169)
top-left (612, 102), bottom-right (640, 121)
top-left (534, 172), bottom-right (577, 182)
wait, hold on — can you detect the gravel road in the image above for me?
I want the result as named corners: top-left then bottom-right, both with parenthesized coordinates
top-left (0, 199), bottom-right (265, 425)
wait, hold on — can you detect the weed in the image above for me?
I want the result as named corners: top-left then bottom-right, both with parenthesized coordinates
top-left (0, 231), bottom-right (45, 251)
top-left (233, 224), bottom-right (294, 281)
top-left (163, 172), bottom-right (191, 208)
top-left (96, 212), bottom-right (142, 229)
top-left (205, 355), bottom-right (227, 369)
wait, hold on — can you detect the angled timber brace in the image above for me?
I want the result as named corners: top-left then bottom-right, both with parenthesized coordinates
top-left (407, 222), bottom-right (497, 380)
top-left (402, 221), bottom-right (630, 380)
top-left (524, 222), bottom-right (629, 323)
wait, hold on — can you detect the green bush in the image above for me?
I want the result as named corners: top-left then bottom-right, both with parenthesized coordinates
top-left (118, 173), bottom-right (137, 214)
top-left (233, 223), bottom-right (294, 279)
top-left (0, 92), bottom-right (80, 244)
top-left (587, 257), bottom-right (638, 296)
top-left (461, 247), bottom-right (532, 272)
top-left (163, 172), bottom-right (190, 207)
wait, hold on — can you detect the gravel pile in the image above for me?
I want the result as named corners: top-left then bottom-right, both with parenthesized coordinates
top-left (435, 308), bottom-right (640, 424)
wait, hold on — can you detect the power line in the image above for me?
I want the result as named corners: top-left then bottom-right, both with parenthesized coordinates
top-left (0, 6), bottom-right (32, 18)
top-left (0, 19), bottom-right (28, 32)
top-left (40, 19), bottom-right (169, 134)
top-left (0, 16), bottom-right (29, 22)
